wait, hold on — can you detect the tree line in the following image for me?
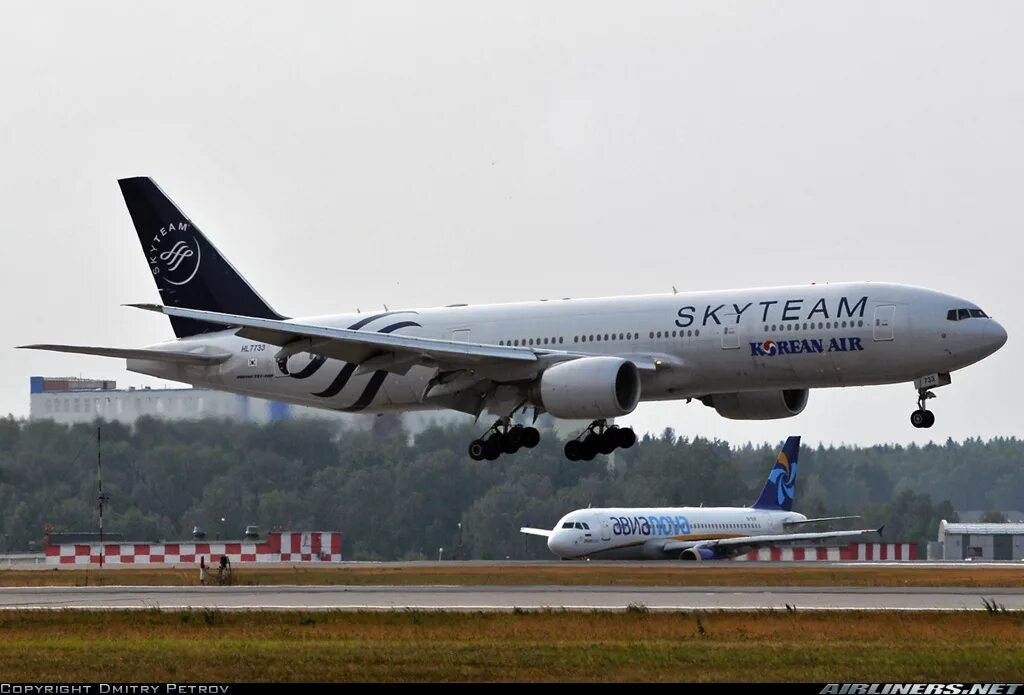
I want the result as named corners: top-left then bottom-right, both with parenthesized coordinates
top-left (0, 415), bottom-right (1014, 559)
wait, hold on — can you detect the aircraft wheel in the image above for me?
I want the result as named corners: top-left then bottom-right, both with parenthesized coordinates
top-left (522, 427), bottom-right (541, 448)
top-left (922, 410), bottom-right (935, 428)
top-left (484, 434), bottom-right (504, 460)
top-left (617, 427), bottom-right (637, 449)
top-left (504, 426), bottom-right (524, 454)
top-left (597, 430), bottom-right (618, 455)
top-left (579, 435), bottom-right (599, 461)
top-left (564, 440), bottom-right (582, 461)
top-left (910, 409), bottom-right (928, 428)
top-left (468, 440), bottom-right (487, 461)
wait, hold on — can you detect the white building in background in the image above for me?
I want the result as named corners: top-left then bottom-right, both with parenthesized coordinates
top-left (28, 375), bottom-right (371, 426)
top-left (931, 520), bottom-right (1024, 561)
top-left (28, 376), bottom-right (596, 439)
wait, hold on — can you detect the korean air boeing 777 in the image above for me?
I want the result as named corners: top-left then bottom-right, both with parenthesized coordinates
top-left (521, 436), bottom-right (878, 560)
top-left (21, 178), bottom-right (1007, 460)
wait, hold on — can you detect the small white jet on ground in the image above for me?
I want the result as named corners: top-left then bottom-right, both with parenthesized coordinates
top-left (521, 436), bottom-right (879, 560)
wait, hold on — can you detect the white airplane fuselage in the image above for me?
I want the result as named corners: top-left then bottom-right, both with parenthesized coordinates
top-left (546, 506), bottom-right (805, 560)
top-left (129, 282), bottom-right (1006, 417)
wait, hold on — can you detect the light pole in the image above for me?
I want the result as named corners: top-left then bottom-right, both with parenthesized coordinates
top-left (456, 522), bottom-right (463, 560)
top-left (220, 517), bottom-right (226, 541)
top-left (438, 547), bottom-right (444, 562)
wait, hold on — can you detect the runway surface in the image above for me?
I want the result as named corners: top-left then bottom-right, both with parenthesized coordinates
top-left (1, 585), bottom-right (1023, 611)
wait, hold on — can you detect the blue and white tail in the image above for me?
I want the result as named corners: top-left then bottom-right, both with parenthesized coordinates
top-left (752, 435), bottom-right (800, 511)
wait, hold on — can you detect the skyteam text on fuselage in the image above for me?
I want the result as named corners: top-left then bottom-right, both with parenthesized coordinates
top-left (21, 178), bottom-right (1007, 460)
top-left (521, 436), bottom-right (878, 560)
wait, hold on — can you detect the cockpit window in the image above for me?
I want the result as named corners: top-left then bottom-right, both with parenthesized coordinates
top-left (948, 308), bottom-right (990, 321)
top-left (582, 523), bottom-right (590, 530)
top-left (561, 522), bottom-right (574, 529)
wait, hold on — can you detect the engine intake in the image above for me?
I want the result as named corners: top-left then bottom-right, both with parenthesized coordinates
top-left (702, 389), bottom-right (809, 420)
top-left (535, 357), bottom-right (641, 420)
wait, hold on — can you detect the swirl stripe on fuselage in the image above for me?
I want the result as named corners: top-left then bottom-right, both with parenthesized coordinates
top-left (312, 320), bottom-right (422, 399)
top-left (280, 310), bottom-right (418, 379)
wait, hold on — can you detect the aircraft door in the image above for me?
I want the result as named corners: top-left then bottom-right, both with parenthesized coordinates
top-left (448, 328), bottom-right (471, 343)
top-left (721, 323), bottom-right (740, 349)
top-left (873, 305), bottom-right (895, 341)
top-left (601, 520), bottom-right (611, 541)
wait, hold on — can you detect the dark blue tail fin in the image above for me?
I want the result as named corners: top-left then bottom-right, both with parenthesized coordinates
top-left (118, 177), bottom-right (284, 338)
top-left (752, 435), bottom-right (800, 511)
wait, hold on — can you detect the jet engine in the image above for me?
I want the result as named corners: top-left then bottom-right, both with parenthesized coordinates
top-left (680, 547), bottom-right (718, 561)
top-left (701, 389), bottom-right (809, 420)
top-left (534, 356), bottom-right (641, 420)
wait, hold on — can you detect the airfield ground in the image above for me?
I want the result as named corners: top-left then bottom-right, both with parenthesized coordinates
top-left (3, 562), bottom-right (1024, 588)
top-left (0, 609), bottom-right (1021, 681)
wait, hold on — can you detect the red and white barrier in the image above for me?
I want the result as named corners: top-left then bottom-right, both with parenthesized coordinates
top-left (45, 531), bottom-right (343, 566)
top-left (734, 542), bottom-right (917, 561)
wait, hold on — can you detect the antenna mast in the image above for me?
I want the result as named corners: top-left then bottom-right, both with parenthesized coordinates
top-left (96, 427), bottom-right (108, 569)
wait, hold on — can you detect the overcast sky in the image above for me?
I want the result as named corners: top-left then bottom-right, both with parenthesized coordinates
top-left (2, 2), bottom-right (1021, 446)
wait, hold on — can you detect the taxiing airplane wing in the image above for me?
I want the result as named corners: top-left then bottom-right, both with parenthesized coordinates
top-left (782, 515), bottom-right (862, 529)
top-left (519, 527), bottom-right (553, 538)
top-left (18, 344), bottom-right (231, 366)
top-left (660, 526), bottom-right (882, 559)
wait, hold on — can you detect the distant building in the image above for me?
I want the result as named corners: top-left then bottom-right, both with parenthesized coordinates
top-left (932, 520), bottom-right (1024, 561)
top-left (27, 375), bottom-right (473, 433)
top-left (29, 375), bottom-right (369, 426)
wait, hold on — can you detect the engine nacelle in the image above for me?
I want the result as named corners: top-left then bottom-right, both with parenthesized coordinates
top-left (702, 389), bottom-right (809, 420)
top-left (534, 357), bottom-right (641, 420)
top-left (680, 547), bottom-right (717, 561)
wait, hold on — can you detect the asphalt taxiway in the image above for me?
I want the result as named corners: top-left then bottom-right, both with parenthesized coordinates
top-left (1, 584), bottom-right (1022, 611)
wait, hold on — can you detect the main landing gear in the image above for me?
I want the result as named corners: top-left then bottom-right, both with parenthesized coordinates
top-left (911, 388), bottom-right (936, 429)
top-left (468, 420), bottom-right (541, 461)
top-left (564, 420), bottom-right (636, 461)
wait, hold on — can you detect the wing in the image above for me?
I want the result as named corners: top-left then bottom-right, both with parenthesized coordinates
top-left (129, 304), bottom-right (663, 378)
top-left (18, 344), bottom-right (231, 366)
top-left (660, 527), bottom-right (881, 558)
top-left (783, 515), bottom-right (862, 529)
top-left (131, 304), bottom-right (544, 369)
top-left (519, 527), bottom-right (553, 538)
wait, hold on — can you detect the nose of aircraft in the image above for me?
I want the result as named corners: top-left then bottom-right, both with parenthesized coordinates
top-left (547, 532), bottom-right (570, 558)
top-left (986, 320), bottom-right (1008, 354)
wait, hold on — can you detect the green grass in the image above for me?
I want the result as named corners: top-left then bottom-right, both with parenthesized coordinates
top-left (0, 610), bottom-right (1021, 681)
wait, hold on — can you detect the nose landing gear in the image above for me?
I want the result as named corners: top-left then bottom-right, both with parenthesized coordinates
top-left (564, 420), bottom-right (637, 461)
top-left (911, 388), bottom-right (936, 429)
top-left (468, 419), bottom-right (541, 461)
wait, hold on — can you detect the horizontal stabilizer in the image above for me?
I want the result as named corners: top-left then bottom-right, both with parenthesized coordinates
top-left (18, 344), bottom-right (231, 366)
top-left (783, 515), bottom-right (862, 528)
top-left (519, 527), bottom-right (553, 538)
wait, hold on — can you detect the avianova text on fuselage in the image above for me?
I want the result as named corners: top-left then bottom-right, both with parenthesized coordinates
top-left (23, 178), bottom-right (1007, 462)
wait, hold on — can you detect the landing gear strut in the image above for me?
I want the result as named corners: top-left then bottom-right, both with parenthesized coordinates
top-left (911, 388), bottom-right (936, 429)
top-left (468, 419), bottom-right (541, 461)
top-left (564, 420), bottom-right (636, 461)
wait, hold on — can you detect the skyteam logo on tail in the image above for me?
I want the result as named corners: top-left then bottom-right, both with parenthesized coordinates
top-left (753, 435), bottom-right (800, 511)
top-left (147, 222), bottom-right (201, 286)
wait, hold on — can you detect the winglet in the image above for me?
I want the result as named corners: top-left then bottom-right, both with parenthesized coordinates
top-left (877, 524), bottom-right (885, 538)
top-left (124, 303), bottom-right (166, 313)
